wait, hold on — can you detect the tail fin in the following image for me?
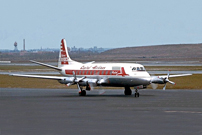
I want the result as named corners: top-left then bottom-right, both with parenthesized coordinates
top-left (58, 39), bottom-right (81, 67)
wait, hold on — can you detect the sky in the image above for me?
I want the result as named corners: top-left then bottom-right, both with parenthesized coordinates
top-left (0, 0), bottom-right (202, 50)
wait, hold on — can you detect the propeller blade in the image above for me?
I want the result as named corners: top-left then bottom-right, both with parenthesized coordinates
top-left (77, 76), bottom-right (86, 82)
top-left (168, 80), bottom-right (175, 85)
top-left (99, 89), bottom-right (106, 95)
top-left (88, 83), bottom-right (94, 90)
top-left (77, 83), bottom-right (81, 92)
top-left (72, 71), bottom-right (76, 79)
top-left (151, 83), bottom-right (158, 89)
top-left (167, 70), bottom-right (170, 78)
top-left (66, 83), bottom-right (72, 87)
top-left (163, 83), bottom-right (167, 90)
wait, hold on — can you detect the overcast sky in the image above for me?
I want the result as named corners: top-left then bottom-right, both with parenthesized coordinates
top-left (1, 0), bottom-right (202, 50)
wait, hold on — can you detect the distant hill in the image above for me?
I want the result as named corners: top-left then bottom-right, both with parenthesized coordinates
top-left (87, 44), bottom-right (202, 62)
top-left (1, 43), bottom-right (202, 62)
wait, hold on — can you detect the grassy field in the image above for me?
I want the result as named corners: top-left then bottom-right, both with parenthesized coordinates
top-left (1, 65), bottom-right (202, 71)
top-left (0, 65), bottom-right (201, 89)
top-left (0, 74), bottom-right (201, 89)
top-left (145, 66), bottom-right (202, 71)
top-left (0, 65), bottom-right (53, 72)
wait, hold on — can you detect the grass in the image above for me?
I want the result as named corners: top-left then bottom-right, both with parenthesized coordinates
top-left (0, 65), bottom-right (201, 89)
top-left (1, 65), bottom-right (202, 71)
top-left (1, 74), bottom-right (201, 89)
top-left (0, 65), bottom-right (51, 71)
top-left (147, 74), bottom-right (202, 89)
top-left (145, 66), bottom-right (202, 71)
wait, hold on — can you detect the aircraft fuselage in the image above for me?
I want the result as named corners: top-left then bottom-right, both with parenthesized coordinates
top-left (59, 63), bottom-right (151, 87)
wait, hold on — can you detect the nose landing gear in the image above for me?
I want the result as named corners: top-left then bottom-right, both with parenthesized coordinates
top-left (134, 89), bottom-right (139, 97)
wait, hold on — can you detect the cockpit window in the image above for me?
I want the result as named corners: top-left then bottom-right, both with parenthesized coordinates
top-left (138, 67), bottom-right (145, 71)
top-left (132, 67), bottom-right (145, 71)
top-left (132, 67), bottom-right (136, 71)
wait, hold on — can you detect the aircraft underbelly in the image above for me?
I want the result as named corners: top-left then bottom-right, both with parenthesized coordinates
top-left (106, 77), bottom-right (150, 87)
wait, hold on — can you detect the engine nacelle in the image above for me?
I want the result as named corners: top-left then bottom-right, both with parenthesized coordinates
top-left (134, 85), bottom-right (147, 89)
top-left (151, 76), bottom-right (165, 84)
top-left (58, 77), bottom-right (74, 84)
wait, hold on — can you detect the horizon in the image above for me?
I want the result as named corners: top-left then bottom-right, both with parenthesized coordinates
top-left (1, 42), bottom-right (202, 52)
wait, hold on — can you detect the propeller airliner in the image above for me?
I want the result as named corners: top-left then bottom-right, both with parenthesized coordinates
top-left (11, 39), bottom-right (192, 97)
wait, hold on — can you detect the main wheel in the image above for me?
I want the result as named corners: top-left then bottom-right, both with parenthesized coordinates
top-left (79, 90), bottom-right (86, 96)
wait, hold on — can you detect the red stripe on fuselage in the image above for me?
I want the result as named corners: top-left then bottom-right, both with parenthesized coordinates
top-left (65, 70), bottom-right (120, 76)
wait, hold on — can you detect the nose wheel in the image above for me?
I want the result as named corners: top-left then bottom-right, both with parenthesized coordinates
top-left (134, 89), bottom-right (139, 97)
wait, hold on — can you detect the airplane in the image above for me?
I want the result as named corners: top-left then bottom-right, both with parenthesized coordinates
top-left (11, 39), bottom-right (192, 97)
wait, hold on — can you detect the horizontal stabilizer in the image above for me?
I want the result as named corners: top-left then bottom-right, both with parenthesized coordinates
top-left (30, 60), bottom-right (62, 71)
top-left (85, 61), bottom-right (95, 64)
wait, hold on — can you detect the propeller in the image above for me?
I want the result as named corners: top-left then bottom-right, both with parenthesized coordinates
top-left (94, 73), bottom-right (108, 95)
top-left (151, 83), bottom-right (158, 89)
top-left (66, 71), bottom-right (86, 91)
top-left (162, 71), bottom-right (175, 90)
top-left (150, 74), bottom-right (158, 89)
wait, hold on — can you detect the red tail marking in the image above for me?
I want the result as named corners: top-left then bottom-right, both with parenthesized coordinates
top-left (60, 39), bottom-right (69, 65)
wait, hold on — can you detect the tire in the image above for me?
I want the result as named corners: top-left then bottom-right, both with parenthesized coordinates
top-left (79, 90), bottom-right (86, 96)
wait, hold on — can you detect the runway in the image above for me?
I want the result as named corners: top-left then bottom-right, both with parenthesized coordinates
top-left (0, 88), bottom-right (202, 135)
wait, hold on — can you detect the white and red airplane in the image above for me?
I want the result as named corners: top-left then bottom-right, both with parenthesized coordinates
top-left (12, 39), bottom-right (192, 97)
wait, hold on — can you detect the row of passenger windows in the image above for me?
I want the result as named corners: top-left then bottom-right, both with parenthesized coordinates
top-left (67, 70), bottom-right (114, 75)
top-left (132, 67), bottom-right (145, 71)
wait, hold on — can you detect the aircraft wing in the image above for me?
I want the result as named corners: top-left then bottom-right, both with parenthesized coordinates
top-left (11, 74), bottom-right (66, 80)
top-left (158, 74), bottom-right (192, 78)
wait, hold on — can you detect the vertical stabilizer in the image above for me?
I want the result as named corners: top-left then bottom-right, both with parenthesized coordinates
top-left (58, 39), bottom-right (80, 67)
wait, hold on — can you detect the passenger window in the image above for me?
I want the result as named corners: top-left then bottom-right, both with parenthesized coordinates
top-left (110, 71), bottom-right (112, 75)
top-left (137, 67), bottom-right (140, 71)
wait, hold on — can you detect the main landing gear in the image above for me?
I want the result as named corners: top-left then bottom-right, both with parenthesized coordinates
top-left (124, 87), bottom-right (132, 95)
top-left (78, 87), bottom-right (86, 96)
top-left (124, 87), bottom-right (140, 97)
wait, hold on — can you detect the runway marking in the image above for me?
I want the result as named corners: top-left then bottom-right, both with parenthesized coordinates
top-left (165, 111), bottom-right (202, 114)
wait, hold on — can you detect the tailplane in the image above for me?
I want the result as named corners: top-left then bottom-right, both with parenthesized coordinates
top-left (58, 39), bottom-right (81, 67)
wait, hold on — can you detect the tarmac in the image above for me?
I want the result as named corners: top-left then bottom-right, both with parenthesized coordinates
top-left (0, 88), bottom-right (202, 135)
